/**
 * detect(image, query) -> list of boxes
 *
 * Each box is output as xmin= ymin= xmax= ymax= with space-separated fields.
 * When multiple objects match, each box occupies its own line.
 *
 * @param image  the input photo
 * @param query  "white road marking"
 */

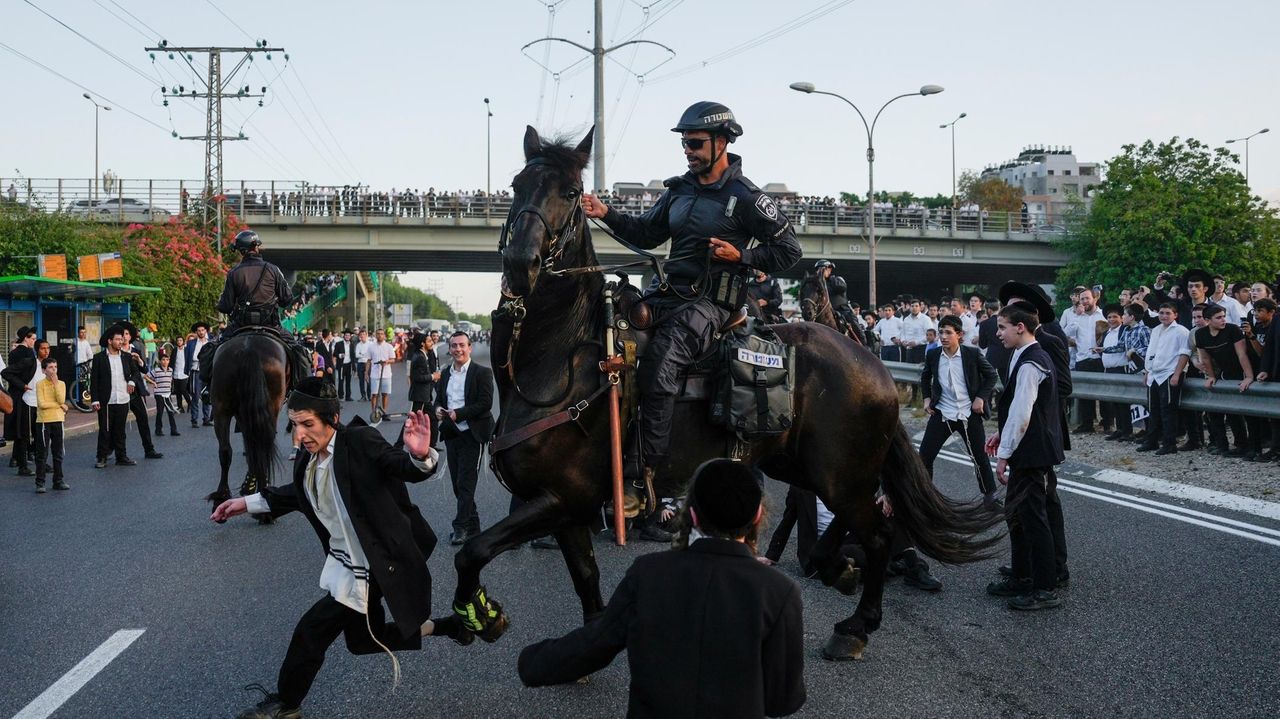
xmin=1088 ymin=468 xmax=1280 ymax=522
xmin=932 ymin=449 xmax=1280 ymax=548
xmin=12 ymin=629 xmax=145 ymax=719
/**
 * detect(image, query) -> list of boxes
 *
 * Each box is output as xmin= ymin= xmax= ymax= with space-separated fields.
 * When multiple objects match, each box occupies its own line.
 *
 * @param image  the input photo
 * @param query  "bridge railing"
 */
xmin=882 ymin=360 xmax=1280 ymax=420
xmin=1 ymin=177 xmax=1075 ymax=240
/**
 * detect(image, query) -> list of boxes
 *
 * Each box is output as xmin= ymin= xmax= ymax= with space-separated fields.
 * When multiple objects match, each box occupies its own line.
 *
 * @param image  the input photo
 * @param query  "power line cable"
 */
xmin=107 ymin=0 xmax=166 ymax=42
xmin=289 ymin=65 xmax=363 ymax=180
xmin=21 ymin=0 xmax=159 ymax=86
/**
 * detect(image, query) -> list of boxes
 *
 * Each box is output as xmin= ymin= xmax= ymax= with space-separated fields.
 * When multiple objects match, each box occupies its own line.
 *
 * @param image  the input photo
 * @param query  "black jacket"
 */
xmin=315 ymin=340 xmax=336 ymax=378
xmin=89 ymin=349 xmax=142 ymax=406
xmin=216 ymin=254 xmax=291 ymax=316
xmin=919 ymin=345 xmax=998 ymax=419
xmin=1258 ymin=319 xmax=1278 ymax=379
xmin=602 ymin=154 xmax=802 ymax=286
xmin=746 ymin=276 xmax=784 ymax=318
xmin=408 ymin=348 xmax=438 ymax=403
xmin=997 ymin=342 xmax=1065 ymax=469
xmin=434 ymin=361 xmax=495 ymax=443
xmin=518 ymin=538 xmax=806 ymax=718
xmin=258 ymin=418 xmax=440 ymax=640
xmin=977 ymin=315 xmax=1013 ymax=383
xmin=2 ymin=345 xmax=36 ymax=398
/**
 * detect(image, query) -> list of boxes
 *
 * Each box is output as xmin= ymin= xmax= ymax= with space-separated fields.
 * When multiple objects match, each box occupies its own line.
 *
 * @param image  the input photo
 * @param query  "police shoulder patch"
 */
xmin=755 ymin=193 xmax=779 ymax=221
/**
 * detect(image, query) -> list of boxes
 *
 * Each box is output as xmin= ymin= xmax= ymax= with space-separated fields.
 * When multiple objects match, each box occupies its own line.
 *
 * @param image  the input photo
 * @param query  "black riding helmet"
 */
xmin=670 ymin=101 xmax=744 ymax=141
xmin=814 ymin=259 xmax=835 ymax=271
xmin=233 ymin=229 xmax=262 ymax=253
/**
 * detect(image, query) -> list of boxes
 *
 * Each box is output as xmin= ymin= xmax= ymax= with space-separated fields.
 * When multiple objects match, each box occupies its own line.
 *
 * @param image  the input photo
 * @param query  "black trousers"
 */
xmin=1073 ymin=357 xmax=1104 ymax=427
xmin=636 ymin=298 xmax=725 ymax=465
xmin=917 ymin=411 xmax=997 ymax=495
xmin=34 ymin=421 xmax=64 ymax=481
xmin=338 ymin=363 xmax=353 ymax=399
xmin=96 ymin=403 xmax=129 ymax=460
xmin=764 ymin=486 xmax=818 ymax=569
xmin=355 ymin=362 xmax=369 ymax=399
xmin=13 ymin=403 xmax=34 ymax=471
xmin=129 ymin=393 xmax=156 ymax=453
xmin=277 ymin=583 xmax=421 ymax=710
xmin=1146 ymin=379 xmax=1182 ymax=448
xmin=154 ymin=394 xmax=178 ymax=433
xmin=1104 ymin=366 xmax=1133 ymax=435
xmin=445 ymin=432 xmax=483 ymax=534
xmin=1006 ymin=466 xmax=1062 ymax=591
xmin=172 ymin=376 xmax=189 ymax=412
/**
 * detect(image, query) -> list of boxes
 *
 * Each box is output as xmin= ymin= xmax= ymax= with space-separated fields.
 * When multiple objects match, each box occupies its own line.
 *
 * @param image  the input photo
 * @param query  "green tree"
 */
xmin=957 ymin=170 xmax=1024 ymax=211
xmin=1054 ymin=137 xmax=1280 ymax=303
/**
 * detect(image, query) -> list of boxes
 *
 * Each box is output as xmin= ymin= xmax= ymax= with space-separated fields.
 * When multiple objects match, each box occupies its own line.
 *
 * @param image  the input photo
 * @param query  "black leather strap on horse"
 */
xmin=489 ymin=381 xmax=612 ymax=454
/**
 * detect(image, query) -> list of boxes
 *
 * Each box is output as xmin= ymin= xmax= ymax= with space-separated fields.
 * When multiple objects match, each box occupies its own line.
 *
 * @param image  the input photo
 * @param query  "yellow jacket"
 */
xmin=36 ymin=378 xmax=66 ymax=424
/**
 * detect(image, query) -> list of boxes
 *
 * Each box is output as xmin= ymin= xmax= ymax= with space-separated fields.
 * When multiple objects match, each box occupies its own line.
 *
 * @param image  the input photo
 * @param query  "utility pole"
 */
xmin=146 ymin=41 xmax=283 ymax=252
xmin=522 ymin=2 xmax=674 ymax=192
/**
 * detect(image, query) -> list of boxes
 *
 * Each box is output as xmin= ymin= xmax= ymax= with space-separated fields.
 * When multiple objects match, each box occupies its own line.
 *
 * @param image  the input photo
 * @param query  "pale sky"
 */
xmin=4 ymin=0 xmax=1278 ymax=312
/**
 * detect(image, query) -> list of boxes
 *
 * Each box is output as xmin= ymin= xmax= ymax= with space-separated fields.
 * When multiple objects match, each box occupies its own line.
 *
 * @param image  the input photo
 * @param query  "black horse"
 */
xmin=451 ymin=126 xmax=1000 ymax=660
xmin=799 ymin=269 xmax=862 ymax=345
xmin=204 ymin=333 xmax=288 ymax=517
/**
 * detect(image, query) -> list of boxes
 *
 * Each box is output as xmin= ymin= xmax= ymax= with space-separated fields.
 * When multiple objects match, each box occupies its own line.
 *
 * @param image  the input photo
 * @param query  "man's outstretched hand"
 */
xmin=403 ymin=410 xmax=434 ymax=459
xmin=211 ymin=497 xmax=248 ymax=523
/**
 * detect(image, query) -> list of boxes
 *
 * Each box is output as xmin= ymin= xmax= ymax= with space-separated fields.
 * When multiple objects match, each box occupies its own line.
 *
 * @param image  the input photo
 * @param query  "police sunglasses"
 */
xmin=680 ymin=137 xmax=713 ymax=150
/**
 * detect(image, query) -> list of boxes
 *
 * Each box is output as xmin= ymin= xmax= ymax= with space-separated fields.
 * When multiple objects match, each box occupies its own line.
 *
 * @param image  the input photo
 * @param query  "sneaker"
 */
xmin=1154 ymin=445 xmax=1178 ymax=456
xmin=1008 ymin=589 xmax=1063 ymax=611
xmin=116 ymin=457 xmax=137 ymax=466
xmin=987 ymin=576 xmax=1032 ymax=597
xmin=94 ymin=459 xmax=107 ymax=469
xmin=35 ymin=482 xmax=47 ymax=494
xmin=16 ymin=468 xmax=34 ymax=477
xmin=53 ymin=480 xmax=70 ymax=491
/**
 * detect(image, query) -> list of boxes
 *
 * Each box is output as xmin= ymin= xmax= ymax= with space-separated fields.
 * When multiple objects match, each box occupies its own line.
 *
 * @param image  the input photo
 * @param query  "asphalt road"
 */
xmin=2 ymin=344 xmax=1278 ymax=719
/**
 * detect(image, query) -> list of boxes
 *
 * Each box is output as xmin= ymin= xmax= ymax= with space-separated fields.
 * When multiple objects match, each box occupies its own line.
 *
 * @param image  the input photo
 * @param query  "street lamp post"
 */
xmin=82 ymin=93 xmax=112 ymax=202
xmin=484 ymin=97 xmax=493 ymax=219
xmin=940 ymin=112 xmax=966 ymax=210
xmin=789 ymin=81 xmax=944 ymax=308
xmin=1225 ymin=128 xmax=1270 ymax=185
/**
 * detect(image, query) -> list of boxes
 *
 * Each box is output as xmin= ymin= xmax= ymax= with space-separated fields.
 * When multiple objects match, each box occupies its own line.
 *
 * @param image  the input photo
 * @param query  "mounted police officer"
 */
xmin=198 ymin=229 xmax=311 ymax=389
xmin=746 ymin=269 xmax=784 ymax=323
xmin=581 ymin=101 xmax=802 ymax=517
xmin=815 ymin=259 xmax=863 ymax=343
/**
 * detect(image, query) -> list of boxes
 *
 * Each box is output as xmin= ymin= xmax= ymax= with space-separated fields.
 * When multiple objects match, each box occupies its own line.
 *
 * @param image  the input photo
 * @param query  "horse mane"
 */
xmin=527 ymin=134 xmax=590 ymax=180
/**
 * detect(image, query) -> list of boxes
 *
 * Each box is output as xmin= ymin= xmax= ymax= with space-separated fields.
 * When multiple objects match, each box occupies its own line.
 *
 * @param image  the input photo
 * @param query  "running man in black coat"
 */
xmin=519 ymin=459 xmax=806 ymax=719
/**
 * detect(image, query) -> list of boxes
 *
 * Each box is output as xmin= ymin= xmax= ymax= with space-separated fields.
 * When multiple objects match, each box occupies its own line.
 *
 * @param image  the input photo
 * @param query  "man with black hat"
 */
xmin=91 ymin=325 xmax=141 ymax=468
xmin=2 ymin=327 xmax=38 ymax=476
xmin=211 ymin=378 xmax=472 ymax=719
xmin=119 ymin=325 xmax=162 ymax=459
xmin=519 ymin=458 xmax=806 ymax=718
xmin=201 ymin=229 xmax=312 ymax=391
xmin=185 ymin=321 xmax=214 ymax=427
xmin=580 ymin=101 xmax=802 ymax=518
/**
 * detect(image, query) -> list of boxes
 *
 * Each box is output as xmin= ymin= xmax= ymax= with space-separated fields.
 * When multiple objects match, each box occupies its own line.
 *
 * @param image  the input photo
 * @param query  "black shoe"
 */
xmin=1180 ymin=440 xmax=1203 ymax=451
xmin=53 ymin=480 xmax=70 ymax=491
xmin=1258 ymin=450 xmax=1280 ymax=463
xmin=1008 ymin=589 xmax=1063 ymax=611
xmin=639 ymin=523 xmax=673 ymax=543
xmin=1225 ymin=446 xmax=1248 ymax=458
xmin=1206 ymin=444 xmax=1225 ymax=455
xmin=144 ymin=451 xmax=164 ymax=459
xmin=155 ymin=429 xmax=165 ymax=436
xmin=94 ymin=459 xmax=107 ymax=469
xmin=170 ymin=431 xmax=181 ymax=437
xmin=530 ymin=536 xmax=558 ymax=550
xmin=998 ymin=564 xmax=1013 ymax=577
xmin=16 ymin=468 xmax=34 ymax=477
xmin=1105 ymin=431 xmax=1132 ymax=441
xmin=987 ymin=576 xmax=1032 ymax=597
xmin=1154 ymin=445 xmax=1177 ymax=456
xmin=116 ymin=457 xmax=137 ymax=466
xmin=191 ymin=422 xmax=200 ymax=429
xmin=35 ymin=482 xmax=47 ymax=494
xmin=237 ymin=685 xmax=301 ymax=719
xmin=202 ymin=419 xmax=214 ymax=427
xmin=903 ymin=562 xmax=943 ymax=592
xmin=1136 ymin=442 xmax=1159 ymax=452
xmin=1071 ymin=425 xmax=1094 ymax=435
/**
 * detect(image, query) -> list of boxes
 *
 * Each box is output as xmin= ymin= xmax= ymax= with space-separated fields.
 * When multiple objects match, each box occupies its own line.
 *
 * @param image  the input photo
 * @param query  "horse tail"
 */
xmin=879 ymin=421 xmax=1004 ymax=564
xmin=237 ymin=349 xmax=279 ymax=490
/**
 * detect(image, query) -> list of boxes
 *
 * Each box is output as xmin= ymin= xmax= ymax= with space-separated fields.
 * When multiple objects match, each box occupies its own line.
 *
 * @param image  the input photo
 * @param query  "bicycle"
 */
xmin=71 ymin=360 xmax=94 ymax=413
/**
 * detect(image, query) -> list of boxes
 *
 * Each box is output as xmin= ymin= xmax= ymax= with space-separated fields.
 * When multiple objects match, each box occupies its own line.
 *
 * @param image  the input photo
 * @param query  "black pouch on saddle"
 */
xmin=705 ymin=267 xmax=749 ymax=311
xmin=710 ymin=321 xmax=795 ymax=438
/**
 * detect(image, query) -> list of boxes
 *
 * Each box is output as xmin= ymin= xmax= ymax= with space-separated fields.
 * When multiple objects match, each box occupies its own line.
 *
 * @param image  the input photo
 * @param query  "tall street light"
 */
xmin=82 ymin=93 xmax=111 ymax=202
xmin=1225 ymin=128 xmax=1270 ymax=185
xmin=940 ymin=112 xmax=967 ymax=209
xmin=789 ymin=81 xmax=944 ymax=307
xmin=484 ymin=97 xmax=494 ymax=218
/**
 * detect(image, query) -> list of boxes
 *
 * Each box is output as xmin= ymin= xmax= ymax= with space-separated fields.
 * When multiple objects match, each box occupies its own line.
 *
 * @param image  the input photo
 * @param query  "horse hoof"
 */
xmin=478 ymin=609 xmax=509 ymax=643
xmin=821 ymin=632 xmax=866 ymax=662
xmin=821 ymin=559 xmax=862 ymax=596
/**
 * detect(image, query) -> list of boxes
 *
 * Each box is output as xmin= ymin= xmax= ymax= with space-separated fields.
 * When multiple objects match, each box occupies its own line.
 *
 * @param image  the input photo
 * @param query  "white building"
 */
xmin=981 ymin=145 xmax=1101 ymax=223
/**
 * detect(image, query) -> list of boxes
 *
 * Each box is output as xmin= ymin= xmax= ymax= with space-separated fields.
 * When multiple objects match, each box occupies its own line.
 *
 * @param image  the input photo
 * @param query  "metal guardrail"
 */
xmin=882 ymin=360 xmax=1280 ymax=420
xmin=1 ymin=177 xmax=1076 ymax=240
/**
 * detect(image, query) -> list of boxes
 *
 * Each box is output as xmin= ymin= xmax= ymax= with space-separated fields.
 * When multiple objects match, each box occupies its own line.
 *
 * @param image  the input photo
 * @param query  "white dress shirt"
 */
xmin=106 ymin=351 xmax=132 ymax=405
xmin=1144 ymin=322 xmax=1191 ymax=386
xmin=172 ymin=345 xmax=188 ymax=380
xmin=997 ymin=341 xmax=1049 ymax=461
xmin=934 ymin=348 xmax=972 ymax=421
xmin=960 ymin=312 xmax=980 ymax=347
xmin=354 ymin=340 xmax=371 ymax=363
xmin=1216 ymin=296 xmax=1245 ymax=326
xmin=22 ymin=361 xmax=39 ymax=407
xmin=446 ymin=360 xmax=471 ymax=432
xmin=190 ymin=337 xmax=208 ymax=371
xmin=874 ymin=316 xmax=903 ymax=346
xmin=900 ymin=313 xmax=932 ymax=347
xmin=1101 ymin=326 xmax=1127 ymax=369
xmin=76 ymin=338 xmax=94 ymax=364
xmin=368 ymin=341 xmax=395 ymax=381
xmin=1068 ymin=309 xmax=1105 ymax=363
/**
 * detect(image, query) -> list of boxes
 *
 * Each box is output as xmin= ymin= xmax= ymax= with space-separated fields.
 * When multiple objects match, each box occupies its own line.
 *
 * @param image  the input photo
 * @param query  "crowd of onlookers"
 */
xmin=852 ymin=271 xmax=1279 ymax=462
xmin=283 ymin=273 xmax=344 ymax=319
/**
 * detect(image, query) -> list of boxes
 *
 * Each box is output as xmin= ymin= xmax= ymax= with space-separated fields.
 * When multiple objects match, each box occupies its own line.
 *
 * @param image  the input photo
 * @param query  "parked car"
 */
xmin=68 ymin=198 xmax=171 ymax=222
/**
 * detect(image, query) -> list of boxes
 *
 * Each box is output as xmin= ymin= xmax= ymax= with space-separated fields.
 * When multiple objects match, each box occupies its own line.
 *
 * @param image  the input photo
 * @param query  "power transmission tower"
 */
xmin=522 ymin=0 xmax=674 ymax=192
xmin=145 ymin=41 xmax=284 ymax=251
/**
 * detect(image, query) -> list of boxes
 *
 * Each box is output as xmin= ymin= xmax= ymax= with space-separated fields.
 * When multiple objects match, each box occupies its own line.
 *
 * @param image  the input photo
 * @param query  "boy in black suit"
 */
xmin=211 ymin=378 xmax=472 ymax=719
xmin=918 ymin=315 xmax=1000 ymax=508
xmin=519 ymin=459 xmax=806 ymax=718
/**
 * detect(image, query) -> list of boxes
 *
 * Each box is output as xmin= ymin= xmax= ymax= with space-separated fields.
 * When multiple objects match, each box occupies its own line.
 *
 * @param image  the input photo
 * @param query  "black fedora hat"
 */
xmin=1181 ymin=268 xmax=1214 ymax=289
xmin=14 ymin=326 xmax=31 ymax=341
xmin=998 ymin=281 xmax=1055 ymax=325
xmin=190 ymin=321 xmax=211 ymax=332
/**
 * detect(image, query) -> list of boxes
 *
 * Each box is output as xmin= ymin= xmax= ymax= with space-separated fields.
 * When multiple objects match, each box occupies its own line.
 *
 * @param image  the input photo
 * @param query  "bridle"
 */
xmin=497 ymin=158 xmax=583 ymax=277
